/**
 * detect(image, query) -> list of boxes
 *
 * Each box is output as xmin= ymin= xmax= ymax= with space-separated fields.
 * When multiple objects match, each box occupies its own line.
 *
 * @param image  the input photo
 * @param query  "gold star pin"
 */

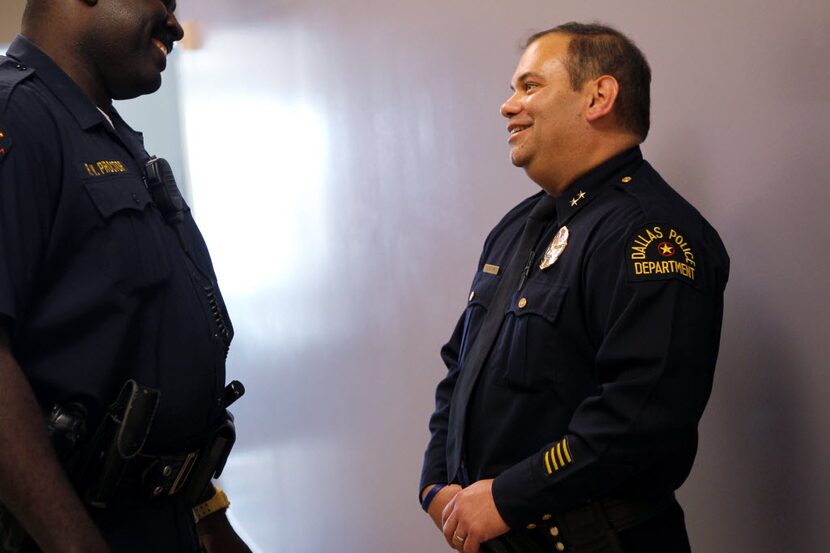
xmin=569 ymin=190 xmax=586 ymax=207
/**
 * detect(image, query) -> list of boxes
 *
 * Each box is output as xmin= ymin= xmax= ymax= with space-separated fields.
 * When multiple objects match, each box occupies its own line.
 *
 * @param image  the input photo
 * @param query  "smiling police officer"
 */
xmin=420 ymin=23 xmax=729 ymax=553
xmin=0 ymin=1 xmax=249 ymax=552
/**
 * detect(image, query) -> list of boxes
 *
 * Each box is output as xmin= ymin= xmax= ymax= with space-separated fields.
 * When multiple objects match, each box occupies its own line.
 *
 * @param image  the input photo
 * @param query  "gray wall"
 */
xmin=5 ymin=0 xmax=830 ymax=551
xmin=170 ymin=0 xmax=830 ymax=551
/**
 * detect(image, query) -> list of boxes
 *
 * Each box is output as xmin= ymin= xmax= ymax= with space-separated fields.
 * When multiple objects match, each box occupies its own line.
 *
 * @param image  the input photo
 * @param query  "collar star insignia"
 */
xmin=569 ymin=190 xmax=586 ymax=207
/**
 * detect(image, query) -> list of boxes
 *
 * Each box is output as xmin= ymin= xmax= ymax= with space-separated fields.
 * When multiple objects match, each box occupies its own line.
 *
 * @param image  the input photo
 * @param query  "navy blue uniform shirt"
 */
xmin=421 ymin=147 xmax=729 ymax=528
xmin=0 ymin=36 xmax=232 ymax=454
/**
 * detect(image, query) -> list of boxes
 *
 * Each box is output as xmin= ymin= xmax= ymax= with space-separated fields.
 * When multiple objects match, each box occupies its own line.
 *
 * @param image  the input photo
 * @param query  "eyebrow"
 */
xmin=509 ymin=71 xmax=545 ymax=91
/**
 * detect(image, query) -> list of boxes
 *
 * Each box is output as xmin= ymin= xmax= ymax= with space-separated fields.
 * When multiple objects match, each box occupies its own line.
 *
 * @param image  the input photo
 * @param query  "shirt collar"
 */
xmin=6 ymin=35 xmax=109 ymax=131
xmin=553 ymin=146 xmax=645 ymax=226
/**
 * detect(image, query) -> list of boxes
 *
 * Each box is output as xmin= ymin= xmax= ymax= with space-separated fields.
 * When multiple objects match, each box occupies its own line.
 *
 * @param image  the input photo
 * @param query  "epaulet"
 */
xmin=0 ymin=56 xmax=37 ymax=114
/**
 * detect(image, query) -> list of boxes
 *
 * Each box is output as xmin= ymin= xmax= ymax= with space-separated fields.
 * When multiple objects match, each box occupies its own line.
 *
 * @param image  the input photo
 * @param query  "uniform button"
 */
xmin=153 ymin=486 xmax=164 ymax=496
xmin=162 ymin=465 xmax=173 ymax=477
xmin=526 ymin=523 xmax=537 ymax=530
xmin=542 ymin=514 xmax=552 ymax=521
xmin=469 ymin=291 xmax=475 ymax=301
xmin=132 ymin=193 xmax=141 ymax=205
xmin=621 ymin=176 xmax=632 ymax=183
xmin=518 ymin=297 xmax=527 ymax=309
xmin=550 ymin=526 xmax=560 ymax=537
xmin=15 ymin=64 xmax=27 ymax=71
xmin=555 ymin=542 xmax=565 ymax=551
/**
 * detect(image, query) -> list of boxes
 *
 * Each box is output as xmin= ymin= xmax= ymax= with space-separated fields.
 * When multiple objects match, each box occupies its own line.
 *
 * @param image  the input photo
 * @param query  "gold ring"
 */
xmin=453 ymin=533 xmax=466 ymax=544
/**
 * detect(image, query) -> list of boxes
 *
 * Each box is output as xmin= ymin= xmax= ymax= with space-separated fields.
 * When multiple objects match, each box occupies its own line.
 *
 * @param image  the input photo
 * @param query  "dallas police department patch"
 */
xmin=0 ymin=128 xmax=11 ymax=161
xmin=626 ymin=222 xmax=698 ymax=285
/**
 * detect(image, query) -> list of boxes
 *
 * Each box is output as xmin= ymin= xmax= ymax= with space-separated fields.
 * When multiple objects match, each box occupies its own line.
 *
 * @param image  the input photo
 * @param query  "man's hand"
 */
xmin=423 ymin=484 xmax=462 ymax=530
xmin=197 ymin=510 xmax=253 ymax=553
xmin=441 ymin=479 xmax=509 ymax=553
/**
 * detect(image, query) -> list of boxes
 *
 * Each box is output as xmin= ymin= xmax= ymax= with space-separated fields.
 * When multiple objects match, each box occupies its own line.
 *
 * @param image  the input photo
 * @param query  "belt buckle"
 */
xmin=168 ymin=451 xmax=199 ymax=495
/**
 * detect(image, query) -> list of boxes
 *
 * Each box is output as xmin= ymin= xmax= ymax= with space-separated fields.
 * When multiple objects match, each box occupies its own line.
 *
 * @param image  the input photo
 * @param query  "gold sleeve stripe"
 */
xmin=562 ymin=438 xmax=572 ymax=463
xmin=545 ymin=439 xmax=575 ymax=476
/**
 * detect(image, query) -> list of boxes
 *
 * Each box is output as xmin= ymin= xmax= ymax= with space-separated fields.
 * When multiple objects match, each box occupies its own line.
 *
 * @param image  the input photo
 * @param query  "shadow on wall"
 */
xmin=713 ymin=294 xmax=814 ymax=551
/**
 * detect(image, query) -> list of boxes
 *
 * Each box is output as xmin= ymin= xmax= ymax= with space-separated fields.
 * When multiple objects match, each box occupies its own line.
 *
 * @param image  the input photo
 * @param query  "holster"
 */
xmin=81 ymin=380 xmax=160 ymax=508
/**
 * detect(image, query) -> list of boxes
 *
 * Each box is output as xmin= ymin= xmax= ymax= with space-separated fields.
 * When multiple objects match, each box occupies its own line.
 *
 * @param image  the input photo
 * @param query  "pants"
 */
xmin=616 ymin=500 xmax=691 ymax=553
xmin=92 ymin=496 xmax=201 ymax=553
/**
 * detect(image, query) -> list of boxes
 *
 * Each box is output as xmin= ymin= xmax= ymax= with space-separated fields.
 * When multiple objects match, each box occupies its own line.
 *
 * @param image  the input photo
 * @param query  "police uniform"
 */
xmin=0 ymin=36 xmax=232 ymax=552
xmin=421 ymin=147 xmax=729 ymax=551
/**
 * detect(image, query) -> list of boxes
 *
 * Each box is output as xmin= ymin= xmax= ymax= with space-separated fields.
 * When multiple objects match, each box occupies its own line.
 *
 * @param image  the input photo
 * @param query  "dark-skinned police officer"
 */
xmin=420 ymin=23 xmax=729 ymax=553
xmin=0 ymin=1 xmax=251 ymax=552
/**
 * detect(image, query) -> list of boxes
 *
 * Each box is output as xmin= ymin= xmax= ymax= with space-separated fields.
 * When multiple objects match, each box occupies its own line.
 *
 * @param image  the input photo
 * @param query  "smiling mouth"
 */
xmin=152 ymin=38 xmax=169 ymax=57
xmin=508 ymin=124 xmax=531 ymax=141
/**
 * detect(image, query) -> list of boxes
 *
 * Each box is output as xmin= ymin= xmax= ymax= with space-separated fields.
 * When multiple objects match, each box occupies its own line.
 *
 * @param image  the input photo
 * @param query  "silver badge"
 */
xmin=540 ymin=226 xmax=569 ymax=270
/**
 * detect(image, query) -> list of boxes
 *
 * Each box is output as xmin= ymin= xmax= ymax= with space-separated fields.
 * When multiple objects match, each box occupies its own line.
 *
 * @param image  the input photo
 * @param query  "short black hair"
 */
xmin=526 ymin=22 xmax=652 ymax=140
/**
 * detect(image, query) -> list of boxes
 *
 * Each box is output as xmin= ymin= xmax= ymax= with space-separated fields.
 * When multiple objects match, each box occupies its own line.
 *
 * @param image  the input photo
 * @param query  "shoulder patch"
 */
xmin=626 ymin=222 xmax=699 ymax=286
xmin=0 ymin=128 xmax=11 ymax=160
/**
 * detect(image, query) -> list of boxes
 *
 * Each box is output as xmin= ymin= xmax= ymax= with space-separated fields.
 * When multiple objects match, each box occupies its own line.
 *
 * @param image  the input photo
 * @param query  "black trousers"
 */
xmin=92 ymin=495 xmax=201 ymax=553
xmin=616 ymin=500 xmax=691 ymax=553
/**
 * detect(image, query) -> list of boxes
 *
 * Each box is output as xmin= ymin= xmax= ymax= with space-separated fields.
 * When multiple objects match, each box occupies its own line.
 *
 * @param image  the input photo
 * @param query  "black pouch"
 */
xmin=82 ymin=380 xmax=160 ymax=508
xmin=180 ymin=412 xmax=237 ymax=506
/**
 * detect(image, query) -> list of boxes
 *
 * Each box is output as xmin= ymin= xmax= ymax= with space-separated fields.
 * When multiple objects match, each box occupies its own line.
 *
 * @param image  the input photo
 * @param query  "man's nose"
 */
xmin=500 ymin=93 xmax=520 ymax=118
xmin=168 ymin=13 xmax=185 ymax=42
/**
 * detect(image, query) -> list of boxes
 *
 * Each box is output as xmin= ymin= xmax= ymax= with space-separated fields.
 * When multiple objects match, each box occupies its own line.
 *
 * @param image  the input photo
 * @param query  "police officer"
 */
xmin=420 ymin=23 xmax=729 ymax=553
xmin=0 ymin=1 xmax=249 ymax=552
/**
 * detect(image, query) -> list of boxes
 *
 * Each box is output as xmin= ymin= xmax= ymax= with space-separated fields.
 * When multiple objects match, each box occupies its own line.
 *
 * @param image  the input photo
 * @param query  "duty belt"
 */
xmin=114 ymin=449 xmax=202 ymax=500
xmin=483 ymin=494 xmax=677 ymax=553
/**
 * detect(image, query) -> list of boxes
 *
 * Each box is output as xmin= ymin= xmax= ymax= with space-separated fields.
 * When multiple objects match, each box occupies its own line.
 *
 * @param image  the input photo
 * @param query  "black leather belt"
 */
xmin=483 ymin=494 xmax=677 ymax=553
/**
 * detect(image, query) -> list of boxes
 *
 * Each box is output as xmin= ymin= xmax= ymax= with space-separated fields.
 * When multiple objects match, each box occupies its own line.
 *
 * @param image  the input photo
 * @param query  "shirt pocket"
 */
xmin=458 ymin=269 xmax=500 ymax=366
xmin=494 ymin=281 xmax=568 ymax=391
xmin=82 ymin=174 xmax=171 ymax=292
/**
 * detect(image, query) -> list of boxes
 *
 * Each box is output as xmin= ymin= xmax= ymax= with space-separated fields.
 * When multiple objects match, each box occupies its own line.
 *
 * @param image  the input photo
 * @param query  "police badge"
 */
xmin=540 ymin=226 xmax=569 ymax=270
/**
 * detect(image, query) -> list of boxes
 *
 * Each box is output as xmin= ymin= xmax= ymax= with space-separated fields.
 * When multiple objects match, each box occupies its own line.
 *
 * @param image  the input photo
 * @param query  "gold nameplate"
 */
xmin=483 ymin=263 xmax=500 ymax=275
xmin=540 ymin=226 xmax=569 ymax=270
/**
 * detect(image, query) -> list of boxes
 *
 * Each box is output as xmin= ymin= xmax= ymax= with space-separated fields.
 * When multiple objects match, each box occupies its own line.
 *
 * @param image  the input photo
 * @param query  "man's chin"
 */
xmin=510 ymin=151 xmax=529 ymax=168
xmin=111 ymin=75 xmax=163 ymax=101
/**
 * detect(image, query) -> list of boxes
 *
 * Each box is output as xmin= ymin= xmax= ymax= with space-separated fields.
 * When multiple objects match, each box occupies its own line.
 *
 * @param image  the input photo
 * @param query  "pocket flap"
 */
xmin=83 ymin=174 xmax=151 ymax=219
xmin=468 ymin=270 xmax=500 ymax=309
xmin=510 ymin=282 xmax=568 ymax=324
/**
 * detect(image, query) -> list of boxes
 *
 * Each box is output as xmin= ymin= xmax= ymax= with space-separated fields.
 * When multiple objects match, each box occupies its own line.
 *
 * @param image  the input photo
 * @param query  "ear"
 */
xmin=583 ymin=75 xmax=619 ymax=123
